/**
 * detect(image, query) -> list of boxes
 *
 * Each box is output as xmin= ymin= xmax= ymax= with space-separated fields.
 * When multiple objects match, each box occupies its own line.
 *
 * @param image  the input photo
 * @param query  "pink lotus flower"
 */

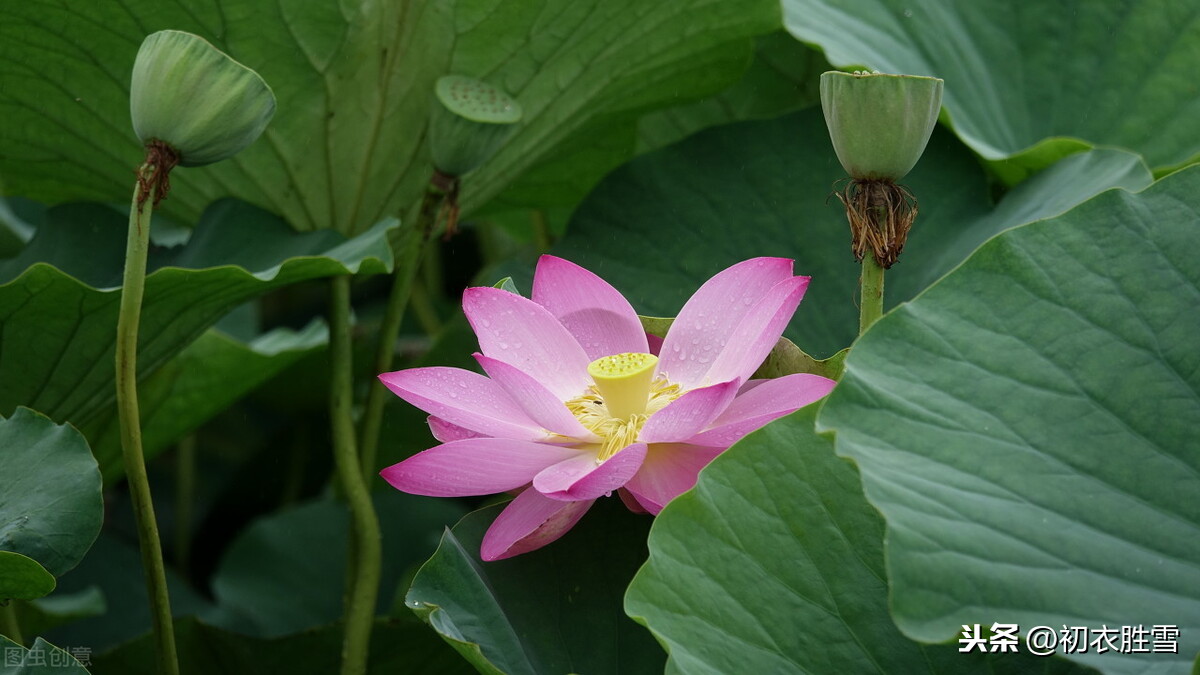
xmin=379 ymin=256 xmax=835 ymax=560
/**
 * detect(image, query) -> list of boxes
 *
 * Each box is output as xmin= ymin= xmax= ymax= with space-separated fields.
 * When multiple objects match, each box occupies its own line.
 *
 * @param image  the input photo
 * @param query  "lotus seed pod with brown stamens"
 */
xmin=429 ymin=75 xmax=523 ymax=178
xmin=820 ymin=71 xmax=942 ymax=181
xmin=820 ymin=71 xmax=943 ymax=269
xmin=130 ymin=30 xmax=276 ymax=168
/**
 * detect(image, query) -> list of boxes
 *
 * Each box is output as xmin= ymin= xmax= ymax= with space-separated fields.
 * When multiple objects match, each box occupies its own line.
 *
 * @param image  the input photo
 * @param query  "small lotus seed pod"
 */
xmin=820 ymin=71 xmax=943 ymax=181
xmin=130 ymin=30 xmax=276 ymax=167
xmin=429 ymin=75 xmax=522 ymax=177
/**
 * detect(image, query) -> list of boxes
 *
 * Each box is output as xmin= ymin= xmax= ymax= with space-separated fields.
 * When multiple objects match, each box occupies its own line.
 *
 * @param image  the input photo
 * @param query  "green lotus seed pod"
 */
xmin=820 ymin=71 xmax=943 ymax=181
xmin=130 ymin=30 xmax=276 ymax=167
xmin=430 ymin=75 xmax=523 ymax=177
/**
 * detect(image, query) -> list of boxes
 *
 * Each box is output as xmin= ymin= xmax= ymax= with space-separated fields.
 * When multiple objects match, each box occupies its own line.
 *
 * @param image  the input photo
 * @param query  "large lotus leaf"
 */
xmin=456 ymin=0 xmax=777 ymax=217
xmin=204 ymin=492 xmax=466 ymax=638
xmin=0 ymin=0 xmax=775 ymax=235
xmin=635 ymin=30 xmax=829 ymax=153
xmin=406 ymin=498 xmax=664 ymax=675
xmin=554 ymin=108 xmax=1152 ymax=359
xmin=892 ymin=148 xmax=1155 ymax=304
xmin=82 ymin=322 xmax=327 ymax=482
xmin=818 ymin=167 xmax=1200 ymax=674
xmin=89 ymin=615 xmax=470 ymax=675
xmin=0 ymin=636 xmax=90 ymax=674
xmin=0 ymin=199 xmax=393 ymax=427
xmin=626 ymin=408 xmax=1094 ymax=674
xmin=0 ymin=408 xmax=102 ymax=578
xmin=782 ymin=0 xmax=1200 ymax=176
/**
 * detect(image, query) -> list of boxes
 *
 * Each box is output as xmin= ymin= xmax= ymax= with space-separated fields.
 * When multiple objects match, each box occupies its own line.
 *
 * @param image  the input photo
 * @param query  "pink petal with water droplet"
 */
xmin=638 ymin=379 xmax=739 ymax=443
xmin=689 ymin=373 xmax=837 ymax=447
xmin=704 ymin=275 xmax=810 ymax=385
xmin=380 ymin=438 xmax=582 ymax=497
xmin=533 ymin=443 xmax=647 ymax=501
xmin=474 ymin=353 xmax=598 ymax=442
xmin=379 ymin=368 xmax=546 ymax=440
xmin=625 ymin=443 xmax=725 ymax=515
xmin=657 ymin=258 xmax=794 ymax=389
xmin=463 ymin=287 xmax=591 ymax=400
xmin=532 ymin=255 xmax=648 ymax=360
xmin=480 ymin=489 xmax=594 ymax=561
xmin=427 ymin=416 xmax=484 ymax=443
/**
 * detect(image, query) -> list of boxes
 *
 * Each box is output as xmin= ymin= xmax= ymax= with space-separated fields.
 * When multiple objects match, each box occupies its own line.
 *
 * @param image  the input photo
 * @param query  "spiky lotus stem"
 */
xmin=329 ymin=275 xmax=382 ymax=675
xmin=119 ymin=30 xmax=273 ymax=674
xmin=118 ymin=153 xmax=181 ymax=675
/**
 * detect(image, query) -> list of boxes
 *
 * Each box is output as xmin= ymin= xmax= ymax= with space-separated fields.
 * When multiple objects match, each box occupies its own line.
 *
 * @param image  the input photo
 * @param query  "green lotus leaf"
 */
xmin=0 ymin=0 xmax=775 ymax=234
xmin=819 ymin=166 xmax=1200 ymax=674
xmin=785 ymin=0 xmax=1200 ymax=177
xmin=0 ymin=199 xmax=395 ymax=428
xmin=0 ymin=551 xmax=55 ymax=601
xmin=626 ymin=408 xmax=1094 ymax=675
xmin=0 ymin=408 xmax=102 ymax=578
xmin=406 ymin=499 xmax=664 ymax=675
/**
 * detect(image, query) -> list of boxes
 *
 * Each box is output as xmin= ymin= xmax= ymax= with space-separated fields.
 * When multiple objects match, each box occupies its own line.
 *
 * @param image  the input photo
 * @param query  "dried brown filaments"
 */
xmin=833 ymin=179 xmax=918 ymax=269
xmin=136 ymin=140 xmax=181 ymax=209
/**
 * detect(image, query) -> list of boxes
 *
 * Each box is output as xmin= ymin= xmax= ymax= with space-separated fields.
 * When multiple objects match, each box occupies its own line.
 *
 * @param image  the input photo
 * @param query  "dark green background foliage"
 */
xmin=1 ymin=0 xmax=1197 ymax=673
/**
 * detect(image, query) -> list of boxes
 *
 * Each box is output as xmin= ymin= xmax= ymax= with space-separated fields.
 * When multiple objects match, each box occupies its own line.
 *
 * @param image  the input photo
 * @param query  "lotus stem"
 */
xmin=329 ymin=275 xmax=382 ymax=675
xmin=116 ymin=164 xmax=180 ymax=675
xmin=859 ymin=250 xmax=885 ymax=335
xmin=359 ymin=184 xmax=443 ymax=482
